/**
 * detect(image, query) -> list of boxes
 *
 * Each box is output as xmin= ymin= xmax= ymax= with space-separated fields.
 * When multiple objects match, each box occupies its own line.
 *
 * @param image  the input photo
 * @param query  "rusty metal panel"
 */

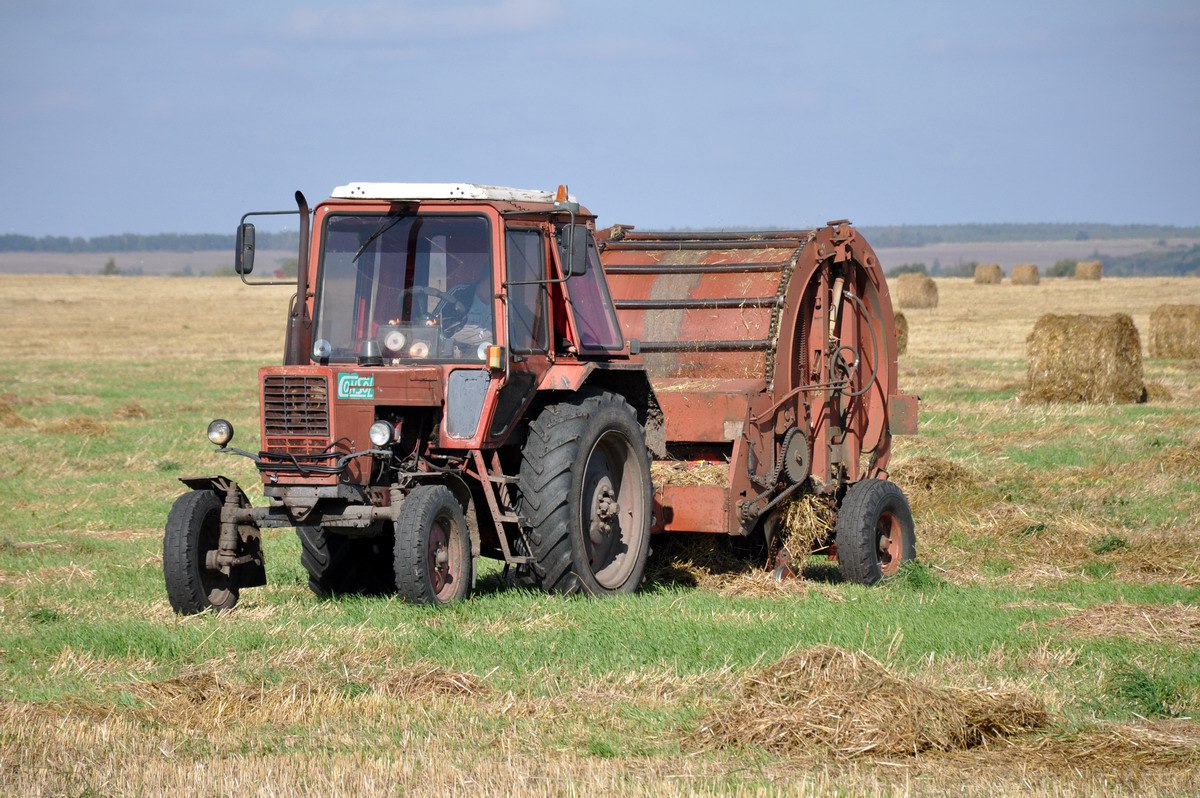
xmin=655 ymin=384 xmax=754 ymax=443
xmin=601 ymin=238 xmax=792 ymax=383
xmin=888 ymin=393 xmax=920 ymax=435
xmin=652 ymin=484 xmax=729 ymax=533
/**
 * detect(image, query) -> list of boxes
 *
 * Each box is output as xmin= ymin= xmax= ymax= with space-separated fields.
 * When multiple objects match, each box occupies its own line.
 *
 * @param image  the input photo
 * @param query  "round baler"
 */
xmin=598 ymin=222 xmax=918 ymax=580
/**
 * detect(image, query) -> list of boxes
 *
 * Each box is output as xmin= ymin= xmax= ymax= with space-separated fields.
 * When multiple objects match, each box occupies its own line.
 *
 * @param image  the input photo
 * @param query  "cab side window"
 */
xmin=505 ymin=229 xmax=548 ymax=354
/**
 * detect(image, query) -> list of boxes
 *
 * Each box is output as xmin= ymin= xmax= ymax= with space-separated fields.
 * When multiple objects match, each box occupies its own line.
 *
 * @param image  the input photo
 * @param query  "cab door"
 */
xmin=484 ymin=226 xmax=553 ymax=443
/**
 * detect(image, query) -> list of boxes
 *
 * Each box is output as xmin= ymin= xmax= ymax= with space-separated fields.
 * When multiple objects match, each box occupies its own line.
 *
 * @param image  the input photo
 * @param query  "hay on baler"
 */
xmin=650 ymin=459 xmax=729 ymax=487
xmin=895 ymin=311 xmax=908 ymax=355
xmin=695 ymin=646 xmax=1048 ymax=759
xmin=1074 ymin=260 xmax=1103 ymax=280
xmin=1149 ymin=304 xmax=1200 ymax=359
xmin=895 ymin=273 xmax=938 ymax=309
xmin=974 ymin=263 xmax=1003 ymax=284
xmin=1024 ymin=314 xmax=1145 ymax=403
xmin=1011 ymin=263 xmax=1041 ymax=285
xmin=780 ymin=493 xmax=835 ymax=562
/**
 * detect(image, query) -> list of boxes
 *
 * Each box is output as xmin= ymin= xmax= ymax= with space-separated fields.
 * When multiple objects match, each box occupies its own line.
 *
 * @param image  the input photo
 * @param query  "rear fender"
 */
xmin=579 ymin=369 xmax=665 ymax=458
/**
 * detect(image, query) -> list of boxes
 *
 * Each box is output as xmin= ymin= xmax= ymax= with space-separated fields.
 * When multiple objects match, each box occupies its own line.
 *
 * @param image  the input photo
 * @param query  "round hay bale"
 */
xmin=895 ymin=311 xmax=908 ymax=355
xmin=1011 ymin=263 xmax=1040 ymax=285
xmin=973 ymin=263 xmax=1003 ymax=284
xmin=1024 ymin=314 xmax=1144 ymax=403
xmin=895 ymin=273 xmax=938 ymax=309
xmin=1075 ymin=260 xmax=1103 ymax=280
xmin=1148 ymin=304 xmax=1200 ymax=359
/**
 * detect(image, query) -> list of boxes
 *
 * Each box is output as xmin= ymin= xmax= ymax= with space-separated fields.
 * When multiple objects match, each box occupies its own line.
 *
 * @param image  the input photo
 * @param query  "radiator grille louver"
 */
xmin=262 ymin=375 xmax=329 ymax=455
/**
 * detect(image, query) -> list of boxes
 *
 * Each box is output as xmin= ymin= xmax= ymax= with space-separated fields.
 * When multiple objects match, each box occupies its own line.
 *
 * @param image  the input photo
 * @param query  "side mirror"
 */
xmin=561 ymin=224 xmax=589 ymax=277
xmin=235 ymin=222 xmax=256 ymax=275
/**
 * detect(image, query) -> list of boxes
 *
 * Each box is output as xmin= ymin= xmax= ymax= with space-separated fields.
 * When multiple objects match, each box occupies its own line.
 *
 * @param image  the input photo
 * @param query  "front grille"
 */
xmin=262 ymin=375 xmax=329 ymax=454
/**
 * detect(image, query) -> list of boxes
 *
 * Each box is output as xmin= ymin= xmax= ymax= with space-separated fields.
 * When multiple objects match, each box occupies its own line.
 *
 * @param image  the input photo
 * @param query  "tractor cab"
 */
xmin=231 ymin=184 xmax=636 ymax=478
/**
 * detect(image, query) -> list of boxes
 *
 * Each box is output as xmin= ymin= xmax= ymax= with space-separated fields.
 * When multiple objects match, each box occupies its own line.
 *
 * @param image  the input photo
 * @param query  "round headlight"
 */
xmin=207 ymin=419 xmax=234 ymax=447
xmin=476 ymin=341 xmax=491 ymax=361
xmin=312 ymin=338 xmax=332 ymax=360
xmin=382 ymin=329 xmax=407 ymax=354
xmin=408 ymin=341 xmax=430 ymax=358
xmin=368 ymin=420 xmax=394 ymax=447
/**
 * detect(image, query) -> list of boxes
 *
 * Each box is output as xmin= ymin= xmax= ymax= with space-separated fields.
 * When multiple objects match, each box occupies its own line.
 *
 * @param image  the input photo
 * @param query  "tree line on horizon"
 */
xmin=886 ymin=246 xmax=1200 ymax=278
xmin=0 ymin=231 xmax=298 ymax=253
xmin=2 ymin=223 xmax=1199 ymax=254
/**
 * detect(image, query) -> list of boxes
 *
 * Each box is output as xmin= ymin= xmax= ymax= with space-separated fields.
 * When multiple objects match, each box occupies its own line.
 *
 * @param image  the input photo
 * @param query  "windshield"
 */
xmin=313 ymin=213 xmax=494 ymax=364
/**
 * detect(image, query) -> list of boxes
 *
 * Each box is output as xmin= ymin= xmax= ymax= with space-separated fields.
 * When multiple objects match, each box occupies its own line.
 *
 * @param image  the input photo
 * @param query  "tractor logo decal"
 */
xmin=337 ymin=373 xmax=375 ymax=400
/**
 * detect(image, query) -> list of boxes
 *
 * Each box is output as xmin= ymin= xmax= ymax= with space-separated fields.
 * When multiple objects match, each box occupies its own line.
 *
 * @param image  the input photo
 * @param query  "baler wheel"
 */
xmin=297 ymin=526 xmax=396 ymax=598
xmin=163 ymin=489 xmax=238 ymax=614
xmin=518 ymin=391 xmax=652 ymax=596
xmin=394 ymin=485 xmax=473 ymax=604
xmin=834 ymin=479 xmax=915 ymax=585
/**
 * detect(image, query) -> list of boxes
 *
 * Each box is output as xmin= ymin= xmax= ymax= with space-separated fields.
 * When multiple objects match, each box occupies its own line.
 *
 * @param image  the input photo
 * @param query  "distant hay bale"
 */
xmin=1075 ymin=260 xmax=1103 ymax=280
xmin=1024 ymin=314 xmax=1144 ymax=403
xmin=974 ymin=263 xmax=1003 ymax=284
xmin=895 ymin=312 xmax=908 ymax=355
xmin=1011 ymin=263 xmax=1040 ymax=285
xmin=895 ymin=273 xmax=938 ymax=309
xmin=1144 ymin=382 xmax=1173 ymax=402
xmin=695 ymin=646 xmax=1048 ymax=759
xmin=1148 ymin=304 xmax=1200 ymax=359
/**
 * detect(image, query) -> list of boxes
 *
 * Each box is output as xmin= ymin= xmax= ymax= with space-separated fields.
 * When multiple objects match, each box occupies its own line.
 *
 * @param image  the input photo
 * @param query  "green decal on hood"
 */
xmin=337 ymin=373 xmax=375 ymax=400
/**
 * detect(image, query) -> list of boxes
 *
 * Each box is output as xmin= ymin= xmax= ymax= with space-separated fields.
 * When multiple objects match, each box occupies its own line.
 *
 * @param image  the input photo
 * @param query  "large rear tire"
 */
xmin=835 ymin=479 xmax=915 ymax=585
xmin=164 ymin=490 xmax=238 ymax=614
xmin=518 ymin=392 xmax=652 ymax=596
xmin=394 ymin=485 xmax=473 ymax=604
xmin=297 ymin=526 xmax=396 ymax=598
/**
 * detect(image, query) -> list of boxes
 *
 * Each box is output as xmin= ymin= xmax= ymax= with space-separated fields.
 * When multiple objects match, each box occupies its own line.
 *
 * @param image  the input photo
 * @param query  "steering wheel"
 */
xmin=397 ymin=286 xmax=469 ymax=334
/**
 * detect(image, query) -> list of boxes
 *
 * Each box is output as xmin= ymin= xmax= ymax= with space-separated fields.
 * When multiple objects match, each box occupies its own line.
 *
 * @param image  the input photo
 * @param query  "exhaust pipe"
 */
xmin=285 ymin=191 xmax=311 ymax=365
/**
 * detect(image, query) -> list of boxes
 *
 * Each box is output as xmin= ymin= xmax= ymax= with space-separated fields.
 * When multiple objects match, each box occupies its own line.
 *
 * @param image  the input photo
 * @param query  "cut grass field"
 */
xmin=1 ymin=274 xmax=1198 ymax=796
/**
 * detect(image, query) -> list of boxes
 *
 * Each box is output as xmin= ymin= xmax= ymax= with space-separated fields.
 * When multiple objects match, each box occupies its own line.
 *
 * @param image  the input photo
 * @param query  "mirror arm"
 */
xmin=237 ymin=208 xmax=303 ymax=287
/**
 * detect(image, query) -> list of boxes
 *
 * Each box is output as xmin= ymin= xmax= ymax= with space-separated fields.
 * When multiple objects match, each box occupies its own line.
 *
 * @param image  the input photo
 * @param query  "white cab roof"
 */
xmin=331 ymin=182 xmax=574 ymax=203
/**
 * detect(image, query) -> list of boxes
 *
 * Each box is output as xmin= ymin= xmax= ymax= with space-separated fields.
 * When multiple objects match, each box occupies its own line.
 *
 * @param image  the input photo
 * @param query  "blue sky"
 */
xmin=2 ymin=0 xmax=1198 ymax=236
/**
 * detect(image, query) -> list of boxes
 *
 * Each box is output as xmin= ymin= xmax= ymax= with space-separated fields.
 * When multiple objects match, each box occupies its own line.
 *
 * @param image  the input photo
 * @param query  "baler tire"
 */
xmin=518 ymin=391 xmax=652 ymax=596
xmin=163 ymin=489 xmax=238 ymax=614
xmin=393 ymin=485 xmax=473 ymax=605
xmin=835 ymin=479 xmax=916 ymax=585
xmin=297 ymin=526 xmax=396 ymax=599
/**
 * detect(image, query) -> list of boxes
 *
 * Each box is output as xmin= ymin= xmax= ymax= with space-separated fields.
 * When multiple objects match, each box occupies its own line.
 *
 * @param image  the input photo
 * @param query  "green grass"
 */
xmin=2 ymin=275 xmax=1199 ymax=796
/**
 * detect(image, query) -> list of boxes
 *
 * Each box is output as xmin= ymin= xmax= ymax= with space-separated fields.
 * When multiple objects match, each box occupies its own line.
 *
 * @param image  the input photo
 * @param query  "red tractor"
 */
xmin=164 ymin=184 xmax=917 ymax=614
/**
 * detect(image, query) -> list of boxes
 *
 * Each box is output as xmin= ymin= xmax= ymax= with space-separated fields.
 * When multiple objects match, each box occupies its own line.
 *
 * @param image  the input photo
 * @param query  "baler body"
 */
xmin=598 ymin=223 xmax=917 ymax=542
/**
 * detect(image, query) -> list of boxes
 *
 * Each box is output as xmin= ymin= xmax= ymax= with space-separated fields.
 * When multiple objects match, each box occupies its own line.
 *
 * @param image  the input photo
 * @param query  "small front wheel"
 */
xmin=835 ymin=479 xmax=916 ymax=585
xmin=163 ymin=490 xmax=238 ymax=614
xmin=394 ymin=485 xmax=473 ymax=604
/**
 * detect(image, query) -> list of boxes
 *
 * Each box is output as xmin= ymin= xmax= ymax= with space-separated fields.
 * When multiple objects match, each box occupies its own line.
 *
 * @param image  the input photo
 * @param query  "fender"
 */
xmin=179 ymin=475 xmax=251 ymax=507
xmin=176 ymin=475 xmax=266 ymax=588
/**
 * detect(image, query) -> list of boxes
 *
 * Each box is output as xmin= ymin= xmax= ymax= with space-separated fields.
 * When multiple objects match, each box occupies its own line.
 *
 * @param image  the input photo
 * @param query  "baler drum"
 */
xmin=599 ymin=224 xmax=903 ymax=536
